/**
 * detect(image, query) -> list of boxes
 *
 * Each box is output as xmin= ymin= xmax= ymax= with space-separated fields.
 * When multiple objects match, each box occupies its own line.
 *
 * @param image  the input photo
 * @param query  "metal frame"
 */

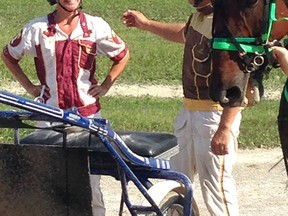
xmin=0 ymin=90 xmax=193 ymax=216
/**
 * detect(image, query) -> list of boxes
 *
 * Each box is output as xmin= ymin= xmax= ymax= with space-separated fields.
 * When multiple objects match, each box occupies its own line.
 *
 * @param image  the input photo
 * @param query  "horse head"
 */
xmin=210 ymin=0 xmax=288 ymax=107
xmin=210 ymin=0 xmax=288 ymax=179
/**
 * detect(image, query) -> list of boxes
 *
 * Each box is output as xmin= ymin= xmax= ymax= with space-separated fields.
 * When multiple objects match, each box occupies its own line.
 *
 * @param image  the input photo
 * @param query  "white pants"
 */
xmin=87 ymin=112 xmax=106 ymax=216
xmin=36 ymin=111 xmax=106 ymax=216
xmin=90 ymin=175 xmax=105 ymax=216
xmin=172 ymin=108 xmax=241 ymax=216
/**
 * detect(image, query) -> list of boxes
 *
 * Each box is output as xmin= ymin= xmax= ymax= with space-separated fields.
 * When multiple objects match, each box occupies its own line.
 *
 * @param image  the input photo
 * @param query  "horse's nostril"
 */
xmin=226 ymin=86 xmax=241 ymax=100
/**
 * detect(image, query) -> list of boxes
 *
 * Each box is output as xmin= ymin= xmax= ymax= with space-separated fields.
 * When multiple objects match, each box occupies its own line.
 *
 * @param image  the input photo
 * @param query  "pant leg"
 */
xmin=90 ymin=175 xmax=106 ymax=216
xmin=193 ymin=111 xmax=241 ymax=216
xmin=88 ymin=112 xmax=106 ymax=216
xmin=171 ymin=108 xmax=197 ymax=182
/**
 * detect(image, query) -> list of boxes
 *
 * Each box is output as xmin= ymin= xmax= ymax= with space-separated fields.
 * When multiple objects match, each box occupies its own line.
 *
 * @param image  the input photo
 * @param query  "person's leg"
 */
xmin=88 ymin=111 xmax=106 ymax=216
xmin=172 ymin=108 xmax=201 ymax=215
xmin=193 ymin=111 xmax=241 ymax=216
xmin=90 ymin=175 xmax=106 ymax=216
xmin=172 ymin=108 xmax=197 ymax=181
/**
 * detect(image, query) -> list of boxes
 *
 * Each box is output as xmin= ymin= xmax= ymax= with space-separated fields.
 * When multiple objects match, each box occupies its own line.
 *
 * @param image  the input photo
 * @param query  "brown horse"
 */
xmin=210 ymin=0 xmax=288 ymax=106
xmin=210 ymin=0 xmax=288 ymax=177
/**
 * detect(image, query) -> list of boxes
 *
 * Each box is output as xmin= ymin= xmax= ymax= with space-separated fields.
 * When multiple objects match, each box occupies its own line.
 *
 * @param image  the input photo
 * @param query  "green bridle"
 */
xmin=212 ymin=0 xmax=288 ymax=101
xmin=212 ymin=0 xmax=288 ymax=59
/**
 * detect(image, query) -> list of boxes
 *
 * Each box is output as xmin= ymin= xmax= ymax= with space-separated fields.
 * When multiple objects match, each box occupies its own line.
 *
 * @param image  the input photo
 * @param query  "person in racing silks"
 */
xmin=1 ymin=0 xmax=129 ymax=215
xmin=123 ymin=0 xmax=241 ymax=215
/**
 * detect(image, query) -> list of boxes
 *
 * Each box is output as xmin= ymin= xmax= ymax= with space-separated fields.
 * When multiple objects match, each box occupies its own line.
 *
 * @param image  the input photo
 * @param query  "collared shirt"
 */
xmin=3 ymin=11 xmax=128 ymax=116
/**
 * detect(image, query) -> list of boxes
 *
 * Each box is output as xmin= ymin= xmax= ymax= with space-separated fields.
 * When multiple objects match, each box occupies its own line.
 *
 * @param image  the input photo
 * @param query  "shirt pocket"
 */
xmin=194 ymin=111 xmax=220 ymax=139
xmin=79 ymin=40 xmax=97 ymax=70
xmin=174 ymin=109 xmax=189 ymax=138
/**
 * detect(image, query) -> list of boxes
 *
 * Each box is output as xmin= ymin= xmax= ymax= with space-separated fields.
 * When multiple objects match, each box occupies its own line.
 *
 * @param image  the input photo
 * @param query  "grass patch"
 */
xmin=101 ymin=96 xmax=182 ymax=132
xmin=240 ymin=100 xmax=280 ymax=149
xmin=0 ymin=96 xmax=281 ymax=149
xmin=101 ymin=97 xmax=281 ymax=149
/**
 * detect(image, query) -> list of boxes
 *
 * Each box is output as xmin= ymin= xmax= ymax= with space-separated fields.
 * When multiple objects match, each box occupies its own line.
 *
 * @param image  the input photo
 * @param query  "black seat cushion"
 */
xmin=20 ymin=130 xmax=177 ymax=157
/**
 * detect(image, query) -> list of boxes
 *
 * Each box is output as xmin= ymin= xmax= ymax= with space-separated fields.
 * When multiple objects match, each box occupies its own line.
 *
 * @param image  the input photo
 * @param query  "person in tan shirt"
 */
xmin=123 ymin=1 xmax=241 ymax=215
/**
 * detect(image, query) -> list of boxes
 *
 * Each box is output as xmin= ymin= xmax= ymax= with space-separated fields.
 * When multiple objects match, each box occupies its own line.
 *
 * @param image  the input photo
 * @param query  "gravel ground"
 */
xmin=107 ymin=83 xmax=282 ymax=101
xmin=101 ymin=148 xmax=287 ymax=216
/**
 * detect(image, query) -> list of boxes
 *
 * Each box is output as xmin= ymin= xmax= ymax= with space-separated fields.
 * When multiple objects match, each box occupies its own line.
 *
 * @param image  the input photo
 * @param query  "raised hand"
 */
xmin=122 ymin=10 xmax=150 ymax=30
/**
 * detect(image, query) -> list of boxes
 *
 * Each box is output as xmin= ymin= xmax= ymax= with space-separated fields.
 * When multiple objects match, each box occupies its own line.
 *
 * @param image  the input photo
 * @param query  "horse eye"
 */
xmin=246 ymin=0 xmax=258 ymax=6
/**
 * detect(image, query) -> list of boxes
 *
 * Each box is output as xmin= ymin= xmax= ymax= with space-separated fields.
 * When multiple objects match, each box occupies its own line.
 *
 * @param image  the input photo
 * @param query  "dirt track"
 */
xmin=1 ymin=82 xmax=282 ymax=101
xmin=101 ymin=148 xmax=287 ymax=216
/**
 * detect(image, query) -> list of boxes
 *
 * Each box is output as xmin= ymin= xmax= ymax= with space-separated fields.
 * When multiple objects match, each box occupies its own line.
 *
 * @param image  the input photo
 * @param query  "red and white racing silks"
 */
xmin=3 ymin=11 xmax=128 ymax=116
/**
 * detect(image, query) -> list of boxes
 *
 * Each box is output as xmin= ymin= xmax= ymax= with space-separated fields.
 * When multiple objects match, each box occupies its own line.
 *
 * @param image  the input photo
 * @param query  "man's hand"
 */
xmin=211 ymin=128 xmax=230 ymax=155
xmin=88 ymin=84 xmax=109 ymax=99
xmin=27 ymin=84 xmax=50 ymax=99
xmin=122 ymin=10 xmax=150 ymax=30
xmin=211 ymin=107 xmax=241 ymax=156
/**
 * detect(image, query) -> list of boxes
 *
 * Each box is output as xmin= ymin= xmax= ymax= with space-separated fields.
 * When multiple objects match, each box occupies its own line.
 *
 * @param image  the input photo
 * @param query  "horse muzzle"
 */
xmin=210 ymin=86 xmax=246 ymax=107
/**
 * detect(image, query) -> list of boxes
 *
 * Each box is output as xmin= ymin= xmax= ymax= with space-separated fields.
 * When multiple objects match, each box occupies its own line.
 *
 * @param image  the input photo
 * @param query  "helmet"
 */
xmin=47 ymin=0 xmax=57 ymax=5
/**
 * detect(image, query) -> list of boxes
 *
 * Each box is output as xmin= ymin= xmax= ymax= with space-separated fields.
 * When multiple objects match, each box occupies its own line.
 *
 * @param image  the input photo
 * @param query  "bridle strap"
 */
xmin=212 ymin=0 xmax=288 ymax=72
xmin=212 ymin=0 xmax=270 ymax=72
xmin=212 ymin=0 xmax=271 ymax=54
xmin=214 ymin=11 xmax=247 ymax=54
xmin=266 ymin=0 xmax=288 ymax=36
xmin=213 ymin=0 xmax=288 ymax=54
xmin=214 ymin=15 xmax=254 ymax=68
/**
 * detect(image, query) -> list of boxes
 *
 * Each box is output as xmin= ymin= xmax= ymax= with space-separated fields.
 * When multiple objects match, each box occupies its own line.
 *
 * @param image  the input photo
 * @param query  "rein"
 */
xmin=212 ymin=0 xmax=288 ymax=73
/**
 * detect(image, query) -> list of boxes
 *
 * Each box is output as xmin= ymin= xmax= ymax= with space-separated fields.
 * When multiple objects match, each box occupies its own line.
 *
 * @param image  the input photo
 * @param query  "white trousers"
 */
xmin=171 ymin=108 xmax=241 ymax=216
xmin=90 ymin=175 xmax=105 ymax=216
xmin=87 ymin=112 xmax=106 ymax=216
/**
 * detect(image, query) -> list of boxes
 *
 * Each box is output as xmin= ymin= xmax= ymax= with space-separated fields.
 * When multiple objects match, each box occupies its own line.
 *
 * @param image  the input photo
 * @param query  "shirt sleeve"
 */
xmin=3 ymin=24 xmax=36 ymax=63
xmin=95 ymin=18 xmax=128 ymax=63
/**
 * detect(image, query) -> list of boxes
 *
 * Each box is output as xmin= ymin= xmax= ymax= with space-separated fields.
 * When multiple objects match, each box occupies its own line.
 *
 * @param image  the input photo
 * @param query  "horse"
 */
xmin=210 ymin=0 xmax=288 ymax=178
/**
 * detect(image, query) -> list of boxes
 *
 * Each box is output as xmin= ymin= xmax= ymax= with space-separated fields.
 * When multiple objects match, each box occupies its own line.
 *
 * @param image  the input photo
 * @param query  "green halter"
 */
xmin=212 ymin=0 xmax=288 ymax=102
xmin=212 ymin=0 xmax=288 ymax=54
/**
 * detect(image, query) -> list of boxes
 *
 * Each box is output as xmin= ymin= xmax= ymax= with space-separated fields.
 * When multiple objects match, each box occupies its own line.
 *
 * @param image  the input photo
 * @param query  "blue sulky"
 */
xmin=0 ymin=90 xmax=194 ymax=216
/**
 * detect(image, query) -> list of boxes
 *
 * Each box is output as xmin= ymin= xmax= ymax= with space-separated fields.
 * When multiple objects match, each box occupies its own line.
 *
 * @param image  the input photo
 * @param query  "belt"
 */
xmin=183 ymin=98 xmax=223 ymax=111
